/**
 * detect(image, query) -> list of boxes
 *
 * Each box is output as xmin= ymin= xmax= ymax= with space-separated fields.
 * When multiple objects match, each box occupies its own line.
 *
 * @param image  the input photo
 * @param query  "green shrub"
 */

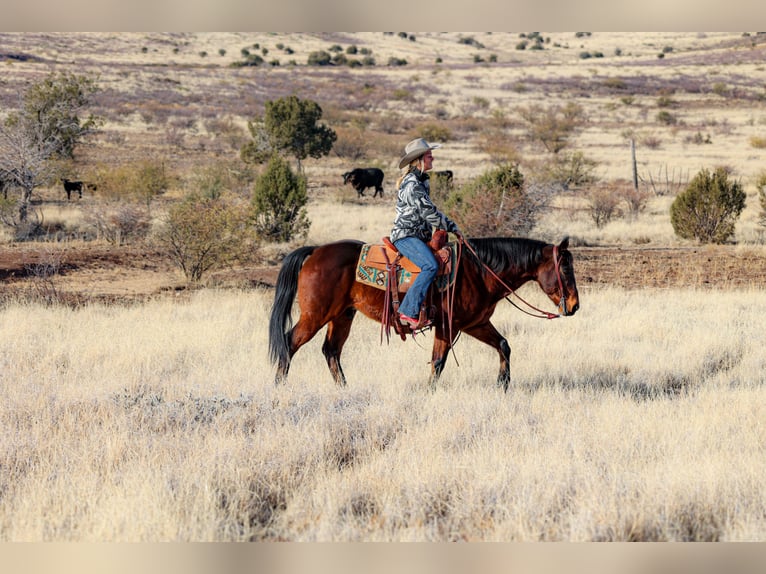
xmin=670 ymin=167 xmax=746 ymax=244
xmin=232 ymin=53 xmax=264 ymax=67
xmin=307 ymin=51 xmax=332 ymax=66
xmin=656 ymin=110 xmax=677 ymax=125
xmin=387 ymin=57 xmax=408 ymax=66
xmin=251 ymin=154 xmax=309 ymax=242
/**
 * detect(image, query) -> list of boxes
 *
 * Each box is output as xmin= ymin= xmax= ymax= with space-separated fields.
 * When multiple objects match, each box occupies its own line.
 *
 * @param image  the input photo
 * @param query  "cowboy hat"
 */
xmin=398 ymin=138 xmax=441 ymax=169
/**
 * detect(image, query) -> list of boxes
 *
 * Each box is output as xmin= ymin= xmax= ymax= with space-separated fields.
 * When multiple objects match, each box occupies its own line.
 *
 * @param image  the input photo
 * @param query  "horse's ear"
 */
xmin=559 ymin=236 xmax=570 ymax=250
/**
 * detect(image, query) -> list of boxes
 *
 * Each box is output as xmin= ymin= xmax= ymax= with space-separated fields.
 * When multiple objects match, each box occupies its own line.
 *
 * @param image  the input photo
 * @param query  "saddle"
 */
xmin=355 ymin=230 xmax=457 ymax=340
xmin=355 ymin=231 xmax=454 ymax=293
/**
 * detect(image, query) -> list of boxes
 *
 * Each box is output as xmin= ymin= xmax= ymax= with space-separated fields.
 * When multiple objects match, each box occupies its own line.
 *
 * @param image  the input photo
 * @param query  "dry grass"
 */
xmin=3 ymin=32 xmax=766 ymax=542
xmin=1 ymin=286 xmax=766 ymax=541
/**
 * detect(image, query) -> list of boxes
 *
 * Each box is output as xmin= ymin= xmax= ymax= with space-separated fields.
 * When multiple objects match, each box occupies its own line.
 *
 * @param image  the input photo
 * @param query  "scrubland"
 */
xmin=1 ymin=286 xmax=765 ymax=541
xmin=2 ymin=32 xmax=766 ymax=541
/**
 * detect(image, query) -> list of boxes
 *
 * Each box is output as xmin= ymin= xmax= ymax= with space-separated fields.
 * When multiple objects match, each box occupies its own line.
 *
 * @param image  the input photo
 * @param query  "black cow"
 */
xmin=432 ymin=170 xmax=454 ymax=187
xmin=62 ymin=178 xmax=83 ymax=200
xmin=342 ymin=167 xmax=384 ymax=198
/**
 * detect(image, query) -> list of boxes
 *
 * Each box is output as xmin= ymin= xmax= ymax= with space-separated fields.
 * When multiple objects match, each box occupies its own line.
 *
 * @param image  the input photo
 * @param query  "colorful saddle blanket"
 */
xmin=355 ymin=242 xmax=457 ymax=293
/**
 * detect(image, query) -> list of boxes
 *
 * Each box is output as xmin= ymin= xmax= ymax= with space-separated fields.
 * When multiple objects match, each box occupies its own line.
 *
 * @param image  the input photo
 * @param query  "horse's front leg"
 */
xmin=463 ymin=322 xmax=511 ymax=391
xmin=428 ymin=331 xmax=455 ymax=389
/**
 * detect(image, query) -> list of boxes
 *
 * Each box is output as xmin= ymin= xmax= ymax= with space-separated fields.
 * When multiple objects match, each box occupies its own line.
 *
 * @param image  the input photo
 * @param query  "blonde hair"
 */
xmin=396 ymin=160 xmax=422 ymax=189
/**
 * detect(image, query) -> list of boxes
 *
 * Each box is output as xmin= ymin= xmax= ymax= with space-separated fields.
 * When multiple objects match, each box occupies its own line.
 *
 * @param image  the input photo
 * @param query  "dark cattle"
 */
xmin=62 ymin=178 xmax=83 ymax=200
xmin=432 ymin=170 xmax=454 ymax=187
xmin=342 ymin=168 xmax=384 ymax=198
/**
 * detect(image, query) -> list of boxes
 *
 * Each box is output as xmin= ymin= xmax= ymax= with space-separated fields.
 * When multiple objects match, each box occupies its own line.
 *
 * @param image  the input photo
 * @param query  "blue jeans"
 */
xmin=393 ymin=236 xmax=438 ymax=318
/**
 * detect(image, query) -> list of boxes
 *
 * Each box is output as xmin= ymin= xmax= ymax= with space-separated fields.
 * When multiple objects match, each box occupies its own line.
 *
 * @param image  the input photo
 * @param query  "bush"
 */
xmin=656 ymin=110 xmax=678 ymax=125
xmin=159 ymin=193 xmax=250 ymax=282
xmin=185 ymin=160 xmax=254 ymax=199
xmin=91 ymin=159 xmax=171 ymax=207
xmin=531 ymin=151 xmax=598 ymax=190
xmin=445 ymin=164 xmax=541 ymax=236
xmin=307 ymin=51 xmax=332 ymax=66
xmin=587 ymin=185 xmax=622 ymax=228
xmin=231 ymin=53 xmax=264 ymax=67
xmin=251 ymin=154 xmax=309 ymax=242
xmin=415 ymin=122 xmax=452 ymax=143
xmin=84 ymin=202 xmax=151 ymax=246
xmin=670 ymin=167 xmax=746 ymax=244
xmin=332 ymin=127 xmax=367 ymax=160
xmin=619 ymin=184 xmax=652 ymax=220
xmin=518 ymin=103 xmax=586 ymax=154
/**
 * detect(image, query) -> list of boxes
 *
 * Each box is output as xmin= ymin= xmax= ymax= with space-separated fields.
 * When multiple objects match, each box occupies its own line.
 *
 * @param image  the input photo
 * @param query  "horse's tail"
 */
xmin=268 ymin=245 xmax=318 ymax=367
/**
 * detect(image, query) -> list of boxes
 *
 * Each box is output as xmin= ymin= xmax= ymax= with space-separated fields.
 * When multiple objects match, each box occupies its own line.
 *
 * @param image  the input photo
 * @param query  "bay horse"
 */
xmin=268 ymin=236 xmax=579 ymax=390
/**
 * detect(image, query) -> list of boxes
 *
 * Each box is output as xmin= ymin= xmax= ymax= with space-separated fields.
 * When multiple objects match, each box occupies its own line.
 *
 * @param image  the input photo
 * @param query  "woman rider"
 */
xmin=390 ymin=138 xmax=462 ymax=329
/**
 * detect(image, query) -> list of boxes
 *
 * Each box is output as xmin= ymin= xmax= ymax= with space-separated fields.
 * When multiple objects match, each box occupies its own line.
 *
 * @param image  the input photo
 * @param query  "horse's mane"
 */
xmin=466 ymin=237 xmax=547 ymax=274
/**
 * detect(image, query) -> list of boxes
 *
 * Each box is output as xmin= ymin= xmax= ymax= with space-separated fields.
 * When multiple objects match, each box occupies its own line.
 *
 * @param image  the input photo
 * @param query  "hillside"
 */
xmin=1 ymin=32 xmax=766 ymax=299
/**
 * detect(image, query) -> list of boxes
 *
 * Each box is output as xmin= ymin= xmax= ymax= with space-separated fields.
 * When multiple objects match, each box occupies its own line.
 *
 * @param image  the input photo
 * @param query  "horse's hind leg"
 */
xmin=322 ymin=308 xmax=356 ymax=386
xmin=275 ymin=316 xmax=327 ymax=385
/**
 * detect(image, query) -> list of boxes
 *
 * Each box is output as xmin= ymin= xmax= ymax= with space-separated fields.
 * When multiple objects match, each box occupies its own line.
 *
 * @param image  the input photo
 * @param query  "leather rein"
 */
xmin=461 ymin=238 xmax=566 ymax=320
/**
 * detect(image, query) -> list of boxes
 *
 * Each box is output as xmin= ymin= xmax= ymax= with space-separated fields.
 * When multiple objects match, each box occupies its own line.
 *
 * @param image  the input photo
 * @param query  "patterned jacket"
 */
xmin=390 ymin=169 xmax=459 ymax=243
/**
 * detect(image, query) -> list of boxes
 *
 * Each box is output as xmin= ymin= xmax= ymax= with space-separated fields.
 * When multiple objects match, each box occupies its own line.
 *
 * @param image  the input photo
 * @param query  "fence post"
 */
xmin=631 ymin=139 xmax=638 ymax=191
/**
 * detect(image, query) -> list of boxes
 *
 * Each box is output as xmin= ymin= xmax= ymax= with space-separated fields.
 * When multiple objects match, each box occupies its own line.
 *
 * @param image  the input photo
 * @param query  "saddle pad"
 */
xmin=356 ymin=242 xmax=456 ymax=292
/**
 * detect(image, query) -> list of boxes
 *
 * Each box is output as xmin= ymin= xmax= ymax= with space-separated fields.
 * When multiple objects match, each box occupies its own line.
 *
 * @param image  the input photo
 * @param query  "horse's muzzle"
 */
xmin=559 ymin=296 xmax=580 ymax=316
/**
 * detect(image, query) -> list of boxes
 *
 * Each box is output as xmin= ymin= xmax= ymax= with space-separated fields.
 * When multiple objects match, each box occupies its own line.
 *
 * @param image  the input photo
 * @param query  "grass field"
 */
xmin=1 ymin=286 xmax=765 ymax=541
xmin=2 ymin=32 xmax=766 ymax=542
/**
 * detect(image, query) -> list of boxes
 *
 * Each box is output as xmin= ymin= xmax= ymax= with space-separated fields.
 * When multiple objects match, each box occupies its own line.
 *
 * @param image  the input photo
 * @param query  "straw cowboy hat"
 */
xmin=398 ymin=138 xmax=441 ymax=169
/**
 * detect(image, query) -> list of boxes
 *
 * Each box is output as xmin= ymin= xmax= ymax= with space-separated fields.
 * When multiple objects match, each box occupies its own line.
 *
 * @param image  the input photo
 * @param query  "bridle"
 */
xmin=462 ymin=239 xmax=568 ymax=320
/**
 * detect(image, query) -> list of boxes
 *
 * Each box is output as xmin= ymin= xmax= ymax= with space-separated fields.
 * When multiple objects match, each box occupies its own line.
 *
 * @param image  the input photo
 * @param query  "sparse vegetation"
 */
xmin=3 ymin=32 xmax=766 ymax=542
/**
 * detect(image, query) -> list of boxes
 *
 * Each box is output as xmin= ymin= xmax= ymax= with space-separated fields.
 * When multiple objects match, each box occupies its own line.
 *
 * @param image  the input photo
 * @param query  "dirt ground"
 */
xmin=1 ymin=240 xmax=765 ymax=305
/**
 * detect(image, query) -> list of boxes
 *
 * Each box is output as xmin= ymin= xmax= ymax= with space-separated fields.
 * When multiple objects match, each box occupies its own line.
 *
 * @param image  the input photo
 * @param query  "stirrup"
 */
xmin=399 ymin=313 xmax=432 ymax=331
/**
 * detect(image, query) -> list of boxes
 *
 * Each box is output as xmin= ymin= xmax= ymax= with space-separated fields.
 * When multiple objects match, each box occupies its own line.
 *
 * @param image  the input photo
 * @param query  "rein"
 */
xmin=462 ymin=239 xmax=564 ymax=320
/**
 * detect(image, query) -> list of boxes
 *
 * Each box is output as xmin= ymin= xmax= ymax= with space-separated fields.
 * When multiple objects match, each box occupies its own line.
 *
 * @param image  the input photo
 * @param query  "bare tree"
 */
xmin=0 ymin=72 xmax=100 ymax=224
xmin=0 ymin=116 xmax=60 ymax=224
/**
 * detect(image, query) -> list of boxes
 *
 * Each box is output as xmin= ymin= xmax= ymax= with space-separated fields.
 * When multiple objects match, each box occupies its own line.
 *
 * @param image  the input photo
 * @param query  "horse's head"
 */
xmin=538 ymin=237 xmax=580 ymax=316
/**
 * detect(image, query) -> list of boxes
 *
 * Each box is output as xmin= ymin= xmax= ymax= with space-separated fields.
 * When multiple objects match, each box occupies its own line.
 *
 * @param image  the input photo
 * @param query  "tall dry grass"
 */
xmin=1 ymin=286 xmax=765 ymax=541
